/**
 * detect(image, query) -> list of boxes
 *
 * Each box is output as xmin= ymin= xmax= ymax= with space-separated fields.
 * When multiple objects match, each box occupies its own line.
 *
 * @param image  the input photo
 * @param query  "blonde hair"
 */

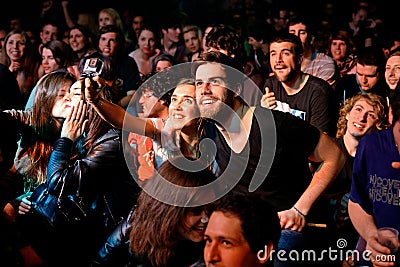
xmin=336 ymin=93 xmax=390 ymax=138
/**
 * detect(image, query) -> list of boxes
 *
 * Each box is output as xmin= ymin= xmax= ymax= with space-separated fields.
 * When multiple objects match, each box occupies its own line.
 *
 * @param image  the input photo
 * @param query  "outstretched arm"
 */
xmin=84 ymin=76 xmax=155 ymax=137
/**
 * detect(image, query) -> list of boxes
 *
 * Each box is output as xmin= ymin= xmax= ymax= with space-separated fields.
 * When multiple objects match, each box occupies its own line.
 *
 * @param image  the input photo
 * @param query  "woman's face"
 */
xmin=330 ymin=39 xmax=347 ymax=61
xmin=138 ymin=29 xmax=157 ymax=56
xmin=68 ymin=80 xmax=84 ymax=105
xmin=98 ymin=11 xmax=114 ymax=28
xmin=69 ymin=28 xmax=86 ymax=53
xmin=42 ymin=47 xmax=61 ymax=74
xmin=52 ymin=83 xmax=74 ymax=118
xmin=6 ymin=33 xmax=26 ymax=62
xmin=178 ymin=208 xmax=208 ymax=242
xmin=184 ymin=30 xmax=200 ymax=53
xmin=169 ymin=84 xmax=200 ymax=129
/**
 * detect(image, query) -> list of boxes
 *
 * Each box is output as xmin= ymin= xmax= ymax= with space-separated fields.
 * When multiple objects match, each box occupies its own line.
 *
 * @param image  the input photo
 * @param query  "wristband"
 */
xmin=292 ymin=206 xmax=306 ymax=218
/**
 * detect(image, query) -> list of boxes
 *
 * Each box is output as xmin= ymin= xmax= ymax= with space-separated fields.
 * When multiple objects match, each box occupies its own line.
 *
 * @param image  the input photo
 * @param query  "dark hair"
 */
xmin=30 ymin=71 xmax=77 ymax=183
xmin=208 ymin=191 xmax=281 ymax=252
xmin=151 ymin=52 xmax=175 ymax=72
xmin=68 ymin=24 xmax=95 ymax=61
xmin=130 ymin=156 xmax=215 ymax=266
xmin=270 ymin=32 xmax=304 ymax=56
xmin=357 ymin=46 xmax=386 ymax=74
xmin=98 ymin=24 xmax=127 ymax=58
xmin=41 ymin=40 xmax=73 ymax=68
xmin=205 ymin=24 xmax=246 ymax=63
xmin=247 ymin=23 xmax=272 ymax=43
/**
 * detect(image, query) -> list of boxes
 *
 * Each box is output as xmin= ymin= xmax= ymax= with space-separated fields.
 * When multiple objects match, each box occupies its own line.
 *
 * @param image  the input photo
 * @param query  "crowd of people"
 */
xmin=1 ymin=0 xmax=400 ymax=266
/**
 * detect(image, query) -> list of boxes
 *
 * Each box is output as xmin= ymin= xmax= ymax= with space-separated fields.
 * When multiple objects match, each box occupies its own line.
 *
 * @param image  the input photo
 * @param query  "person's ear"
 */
xmin=297 ymin=54 xmax=303 ymax=66
xmin=233 ymin=83 xmax=242 ymax=98
xmin=258 ymin=242 xmax=274 ymax=264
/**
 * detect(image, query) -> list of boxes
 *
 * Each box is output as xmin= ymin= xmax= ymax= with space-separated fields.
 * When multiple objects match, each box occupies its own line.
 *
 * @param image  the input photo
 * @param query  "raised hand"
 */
xmin=84 ymin=75 xmax=106 ymax=104
xmin=261 ymin=87 xmax=277 ymax=110
xmin=61 ymin=100 xmax=88 ymax=142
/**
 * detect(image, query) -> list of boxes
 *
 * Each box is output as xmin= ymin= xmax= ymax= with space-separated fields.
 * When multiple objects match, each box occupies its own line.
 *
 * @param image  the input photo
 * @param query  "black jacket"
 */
xmin=41 ymin=128 xmax=140 ymax=265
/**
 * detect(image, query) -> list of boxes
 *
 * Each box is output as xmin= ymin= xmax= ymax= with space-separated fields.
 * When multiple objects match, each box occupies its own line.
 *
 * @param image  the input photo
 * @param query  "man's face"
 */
xmin=356 ymin=63 xmax=380 ymax=91
xmin=138 ymin=88 xmax=164 ymax=118
xmin=204 ymin=211 xmax=259 ymax=267
xmin=346 ymin=99 xmax=378 ymax=138
xmin=132 ymin=16 xmax=144 ymax=35
xmin=248 ymin=37 xmax=262 ymax=50
xmin=288 ymin=23 xmax=308 ymax=47
xmin=195 ymin=63 xmax=230 ymax=119
xmin=163 ymin=27 xmax=181 ymax=43
xmin=40 ymin=24 xmax=58 ymax=44
xmin=385 ymin=55 xmax=400 ymax=90
xmin=269 ymin=41 xmax=299 ymax=83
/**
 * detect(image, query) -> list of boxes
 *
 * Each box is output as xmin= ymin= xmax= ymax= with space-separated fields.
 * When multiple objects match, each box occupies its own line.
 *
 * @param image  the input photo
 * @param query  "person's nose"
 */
xmin=389 ymin=67 xmax=396 ymax=76
xmin=139 ymin=95 xmax=145 ymax=104
xmin=63 ymin=93 xmax=72 ymax=102
xmin=204 ymin=242 xmax=220 ymax=264
xmin=275 ymin=52 xmax=284 ymax=63
xmin=200 ymin=83 xmax=212 ymax=95
xmin=360 ymin=112 xmax=368 ymax=122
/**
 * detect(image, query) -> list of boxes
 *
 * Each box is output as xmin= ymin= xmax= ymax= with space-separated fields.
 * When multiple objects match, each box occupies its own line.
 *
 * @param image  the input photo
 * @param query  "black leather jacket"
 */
xmin=93 ymin=207 xmax=206 ymax=267
xmin=92 ymin=207 xmax=134 ymax=267
xmin=46 ymin=128 xmax=140 ymax=239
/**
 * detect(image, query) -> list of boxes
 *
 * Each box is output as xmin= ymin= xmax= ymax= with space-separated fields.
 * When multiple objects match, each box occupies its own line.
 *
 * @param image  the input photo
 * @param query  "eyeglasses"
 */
xmin=195 ymin=77 xmax=226 ymax=88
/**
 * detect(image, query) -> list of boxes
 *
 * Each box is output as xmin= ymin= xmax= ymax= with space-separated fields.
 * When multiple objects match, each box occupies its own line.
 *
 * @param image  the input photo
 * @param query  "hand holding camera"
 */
xmin=81 ymin=58 xmax=106 ymax=104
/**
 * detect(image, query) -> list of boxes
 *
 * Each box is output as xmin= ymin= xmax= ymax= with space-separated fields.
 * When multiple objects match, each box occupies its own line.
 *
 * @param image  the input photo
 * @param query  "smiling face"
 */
xmin=99 ymin=32 xmax=118 ymax=57
xmin=330 ymin=39 xmax=347 ymax=61
xmin=346 ymin=99 xmax=378 ymax=138
xmin=6 ymin=33 xmax=26 ymax=62
xmin=269 ymin=41 xmax=299 ymax=83
xmin=385 ymin=55 xmax=400 ymax=90
xmin=195 ymin=63 xmax=230 ymax=119
xmin=178 ymin=208 xmax=208 ymax=242
xmin=69 ymin=28 xmax=86 ymax=53
xmin=169 ymin=84 xmax=199 ymax=129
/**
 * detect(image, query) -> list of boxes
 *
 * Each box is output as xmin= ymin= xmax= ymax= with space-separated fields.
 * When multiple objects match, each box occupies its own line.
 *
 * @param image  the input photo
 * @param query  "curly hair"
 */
xmin=336 ymin=93 xmax=389 ymax=138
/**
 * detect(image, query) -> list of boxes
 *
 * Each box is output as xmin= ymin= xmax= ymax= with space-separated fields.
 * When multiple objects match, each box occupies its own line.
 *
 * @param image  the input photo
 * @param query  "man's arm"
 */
xmin=278 ymin=132 xmax=345 ymax=231
xmin=348 ymin=200 xmax=393 ymax=267
xmin=85 ymin=77 xmax=154 ymax=137
xmin=297 ymin=132 xmax=345 ymax=215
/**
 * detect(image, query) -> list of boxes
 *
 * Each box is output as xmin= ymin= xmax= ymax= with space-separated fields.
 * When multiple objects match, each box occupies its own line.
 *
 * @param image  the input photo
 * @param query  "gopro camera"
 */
xmin=81 ymin=58 xmax=104 ymax=78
